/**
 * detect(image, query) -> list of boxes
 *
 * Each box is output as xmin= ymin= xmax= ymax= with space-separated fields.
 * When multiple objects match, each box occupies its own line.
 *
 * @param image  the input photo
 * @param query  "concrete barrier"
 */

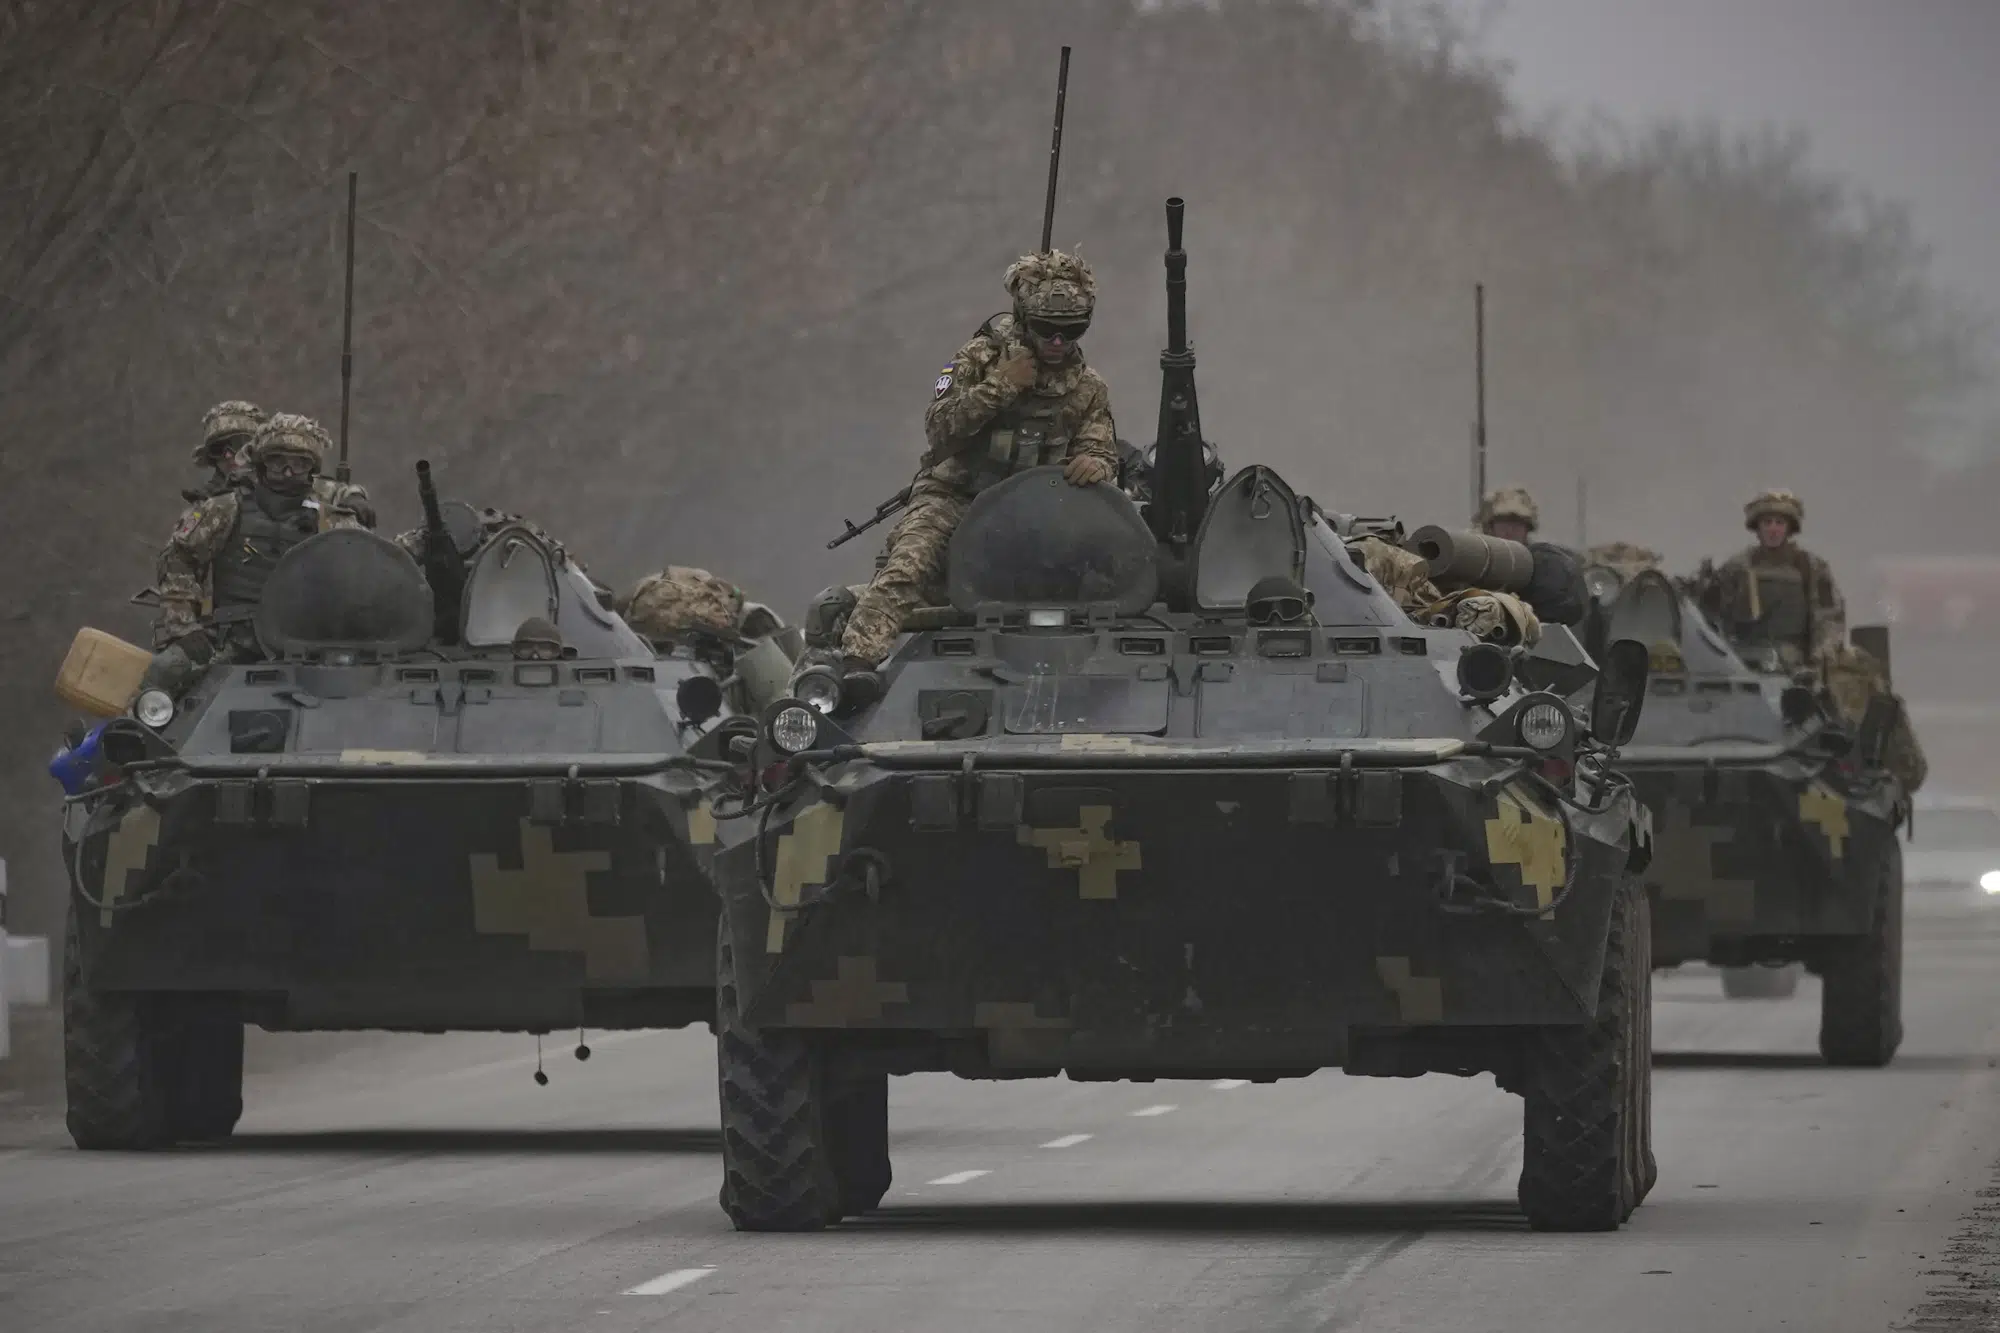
xmin=0 ymin=860 xmax=53 ymax=1062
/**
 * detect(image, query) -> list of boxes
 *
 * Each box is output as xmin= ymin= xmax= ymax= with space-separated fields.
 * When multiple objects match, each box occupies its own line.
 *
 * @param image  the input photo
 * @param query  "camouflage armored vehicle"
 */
xmin=1578 ymin=559 xmax=1908 ymax=1065
xmin=55 ymin=474 xmax=756 ymax=1149
xmin=706 ymin=200 xmax=1659 ymax=1234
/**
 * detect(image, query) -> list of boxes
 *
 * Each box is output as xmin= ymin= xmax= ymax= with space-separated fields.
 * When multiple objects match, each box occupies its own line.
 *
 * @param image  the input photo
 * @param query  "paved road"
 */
xmin=2 ymin=880 xmax=1997 ymax=1333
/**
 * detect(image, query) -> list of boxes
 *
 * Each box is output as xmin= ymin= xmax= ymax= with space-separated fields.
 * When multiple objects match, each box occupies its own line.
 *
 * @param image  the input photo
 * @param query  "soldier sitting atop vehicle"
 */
xmin=1474 ymin=486 xmax=1586 ymax=627
xmin=1346 ymin=532 xmax=1542 ymax=647
xmin=1820 ymin=641 xmax=1928 ymax=794
xmin=145 ymin=414 xmax=369 ymax=692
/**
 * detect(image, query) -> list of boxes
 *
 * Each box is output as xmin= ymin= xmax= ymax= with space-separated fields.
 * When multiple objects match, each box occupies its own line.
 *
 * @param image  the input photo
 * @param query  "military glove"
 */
xmin=1063 ymin=454 xmax=1115 ymax=487
xmin=995 ymin=348 xmax=1039 ymax=392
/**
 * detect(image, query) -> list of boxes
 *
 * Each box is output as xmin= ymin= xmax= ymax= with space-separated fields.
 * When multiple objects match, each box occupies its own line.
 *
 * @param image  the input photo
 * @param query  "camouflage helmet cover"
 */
xmin=1477 ymin=485 xmax=1540 ymax=532
xmin=196 ymin=400 xmax=266 ymax=464
xmin=249 ymin=412 xmax=330 ymax=470
xmin=1744 ymin=487 xmax=1804 ymax=532
xmin=1004 ymin=248 xmax=1095 ymax=322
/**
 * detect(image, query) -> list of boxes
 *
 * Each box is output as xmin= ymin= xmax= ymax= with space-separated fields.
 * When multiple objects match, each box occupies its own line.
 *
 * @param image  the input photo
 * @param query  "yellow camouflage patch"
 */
xmin=338 ymin=749 xmax=430 ymax=765
xmin=99 ymin=804 xmax=162 ymax=928
xmin=1799 ymin=782 xmax=1850 ymax=860
xmin=1377 ymin=955 xmax=1444 ymax=1023
xmin=1484 ymin=785 xmax=1566 ymax=912
xmin=685 ymin=801 xmax=716 ymax=846
xmin=469 ymin=819 xmax=646 ymax=981
xmin=783 ymin=955 xmax=909 ymax=1026
xmin=1649 ymin=800 xmax=1756 ymax=924
xmin=767 ymin=802 xmax=845 ymax=952
xmin=1018 ymin=805 xmax=1141 ymax=899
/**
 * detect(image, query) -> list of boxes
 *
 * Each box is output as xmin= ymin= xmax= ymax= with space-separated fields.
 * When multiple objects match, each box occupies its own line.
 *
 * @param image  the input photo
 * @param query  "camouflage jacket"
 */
xmin=921 ymin=315 xmax=1117 ymax=493
xmin=1704 ymin=542 xmax=1846 ymax=666
xmin=154 ymin=487 xmax=366 ymax=647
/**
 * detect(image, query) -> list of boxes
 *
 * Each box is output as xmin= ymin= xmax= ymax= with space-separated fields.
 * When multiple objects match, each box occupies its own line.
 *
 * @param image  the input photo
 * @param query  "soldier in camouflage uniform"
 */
xmin=1697 ymin=488 xmax=1846 ymax=670
xmin=835 ymin=249 xmax=1119 ymax=682
xmin=183 ymin=399 xmax=377 ymax=528
xmin=146 ymin=415 xmax=368 ymax=690
xmin=1477 ymin=485 xmax=1540 ymax=545
xmin=1584 ymin=541 xmax=1664 ymax=583
xmin=186 ymin=400 xmax=265 ymax=502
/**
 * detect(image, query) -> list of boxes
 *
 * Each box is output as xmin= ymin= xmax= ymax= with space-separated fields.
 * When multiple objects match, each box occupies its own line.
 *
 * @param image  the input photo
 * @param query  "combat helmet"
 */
xmin=1744 ymin=487 xmax=1803 ymax=534
xmin=1477 ymin=485 xmax=1539 ymax=534
xmin=249 ymin=413 xmax=330 ymax=469
xmin=195 ymin=400 xmax=266 ymax=465
xmin=1004 ymin=248 xmax=1095 ymax=324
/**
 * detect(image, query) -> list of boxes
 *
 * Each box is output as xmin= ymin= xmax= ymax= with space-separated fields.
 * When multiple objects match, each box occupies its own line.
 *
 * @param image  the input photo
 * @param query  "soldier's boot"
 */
xmin=838 ymin=657 xmax=884 ymax=711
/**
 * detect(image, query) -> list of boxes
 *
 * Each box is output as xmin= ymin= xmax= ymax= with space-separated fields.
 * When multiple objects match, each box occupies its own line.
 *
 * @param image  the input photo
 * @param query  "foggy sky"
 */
xmin=1482 ymin=0 xmax=2000 ymax=324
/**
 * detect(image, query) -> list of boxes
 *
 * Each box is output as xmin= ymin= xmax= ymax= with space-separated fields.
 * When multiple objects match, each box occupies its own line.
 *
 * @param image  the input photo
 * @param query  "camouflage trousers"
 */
xmin=840 ymin=482 xmax=969 ymax=664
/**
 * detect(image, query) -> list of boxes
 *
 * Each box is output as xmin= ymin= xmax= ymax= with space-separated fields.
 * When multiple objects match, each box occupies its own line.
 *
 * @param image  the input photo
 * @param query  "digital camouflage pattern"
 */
xmin=1821 ymin=642 xmax=1928 ymax=793
xmin=1351 ymin=535 xmax=1440 ymax=608
xmin=153 ymin=488 xmax=366 ymax=647
xmin=621 ymin=566 xmax=748 ymax=640
xmin=921 ymin=316 xmax=1117 ymax=488
xmin=1349 ymin=536 xmax=1538 ymax=645
xmin=1705 ymin=541 xmax=1846 ymax=667
xmin=840 ymin=260 xmax=1119 ymax=665
xmin=195 ymin=400 xmax=265 ymax=465
xmin=841 ymin=488 xmax=968 ymax=663
xmin=1585 ymin=541 xmax=1663 ymax=581
xmin=1003 ymin=247 xmax=1096 ymax=321
xmin=1744 ymin=487 xmax=1806 ymax=532
xmin=1477 ymin=485 xmax=1540 ymax=533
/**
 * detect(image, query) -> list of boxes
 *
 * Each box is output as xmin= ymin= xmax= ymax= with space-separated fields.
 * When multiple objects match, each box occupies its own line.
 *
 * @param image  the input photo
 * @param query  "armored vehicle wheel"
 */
xmin=62 ymin=912 xmax=174 ymax=1150
xmin=716 ymin=922 xmax=839 ymax=1231
xmin=1819 ymin=844 xmax=1904 ymax=1068
xmin=825 ymin=1072 xmax=892 ymax=1217
xmin=168 ymin=1000 xmax=245 ymax=1142
xmin=1628 ymin=893 xmax=1658 ymax=1205
xmin=1518 ymin=876 xmax=1648 ymax=1231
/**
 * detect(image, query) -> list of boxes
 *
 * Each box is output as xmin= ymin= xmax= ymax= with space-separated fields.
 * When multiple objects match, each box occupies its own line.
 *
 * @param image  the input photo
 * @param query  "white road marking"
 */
xmin=1130 ymin=1103 xmax=1179 ymax=1117
xmin=1042 ymin=1133 xmax=1093 ymax=1149
xmin=624 ymin=1266 xmax=716 ymax=1297
xmin=1210 ymin=1078 xmax=1250 ymax=1090
xmin=927 ymin=1169 xmax=992 ymax=1185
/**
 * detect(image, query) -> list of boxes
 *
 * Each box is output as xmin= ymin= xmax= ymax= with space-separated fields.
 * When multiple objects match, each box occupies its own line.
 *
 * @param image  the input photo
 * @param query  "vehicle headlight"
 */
xmin=1517 ymin=700 xmax=1571 ymax=752
xmin=1026 ymin=608 xmax=1067 ymax=628
xmin=1980 ymin=870 xmax=2000 ymax=897
xmin=791 ymin=663 xmax=843 ymax=715
xmin=768 ymin=704 xmax=820 ymax=755
xmin=133 ymin=689 xmax=176 ymax=730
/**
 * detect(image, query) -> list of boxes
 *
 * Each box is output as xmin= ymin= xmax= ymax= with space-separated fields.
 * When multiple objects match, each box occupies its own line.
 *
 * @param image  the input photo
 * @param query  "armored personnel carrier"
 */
xmin=55 ymin=482 xmax=749 ymax=1149
xmin=1579 ymin=559 xmax=1908 ymax=1065
xmin=707 ymin=200 xmax=1658 ymax=1233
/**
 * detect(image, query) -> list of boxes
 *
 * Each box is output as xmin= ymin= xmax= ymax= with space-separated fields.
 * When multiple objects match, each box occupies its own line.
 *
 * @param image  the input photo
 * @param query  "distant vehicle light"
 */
xmin=1026 ymin=608 xmax=1067 ymax=628
xmin=1981 ymin=870 xmax=2000 ymax=896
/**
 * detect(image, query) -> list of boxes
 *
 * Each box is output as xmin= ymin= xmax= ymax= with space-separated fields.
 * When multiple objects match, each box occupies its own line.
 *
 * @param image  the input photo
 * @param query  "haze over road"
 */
xmin=2 ymin=878 xmax=1995 ymax=1332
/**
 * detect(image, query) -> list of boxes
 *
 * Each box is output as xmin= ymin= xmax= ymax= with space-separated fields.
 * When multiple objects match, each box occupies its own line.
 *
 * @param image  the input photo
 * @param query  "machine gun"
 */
xmin=416 ymin=460 xmax=466 ymax=645
xmin=1144 ymin=197 xmax=1212 ymax=553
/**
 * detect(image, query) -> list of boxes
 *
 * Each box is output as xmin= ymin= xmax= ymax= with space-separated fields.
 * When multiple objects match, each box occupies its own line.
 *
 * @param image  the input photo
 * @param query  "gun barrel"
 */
xmin=1408 ymin=525 xmax=1535 ymax=593
xmin=1164 ymin=197 xmax=1187 ymax=357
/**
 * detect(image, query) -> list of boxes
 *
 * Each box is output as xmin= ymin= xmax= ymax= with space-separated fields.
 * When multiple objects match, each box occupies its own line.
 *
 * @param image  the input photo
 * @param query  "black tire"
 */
xmin=168 ymin=999 xmax=245 ymax=1142
xmin=825 ymin=1073 xmax=892 ymax=1217
xmin=1818 ymin=843 xmax=1903 ymax=1068
xmin=1630 ymin=892 xmax=1658 ymax=1204
xmin=1518 ymin=876 xmax=1648 ymax=1231
xmin=716 ymin=920 xmax=838 ymax=1231
xmin=1720 ymin=963 xmax=1802 ymax=999
xmin=62 ymin=909 xmax=174 ymax=1151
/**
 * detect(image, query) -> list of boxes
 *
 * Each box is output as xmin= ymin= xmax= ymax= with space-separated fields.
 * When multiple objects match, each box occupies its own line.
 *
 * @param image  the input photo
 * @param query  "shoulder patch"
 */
xmin=172 ymin=503 xmax=209 ymax=540
xmin=933 ymin=368 xmax=954 ymax=399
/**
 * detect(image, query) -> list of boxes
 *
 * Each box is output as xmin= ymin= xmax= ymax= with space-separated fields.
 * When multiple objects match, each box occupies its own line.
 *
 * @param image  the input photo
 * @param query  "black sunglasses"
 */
xmin=1026 ymin=318 xmax=1089 ymax=343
